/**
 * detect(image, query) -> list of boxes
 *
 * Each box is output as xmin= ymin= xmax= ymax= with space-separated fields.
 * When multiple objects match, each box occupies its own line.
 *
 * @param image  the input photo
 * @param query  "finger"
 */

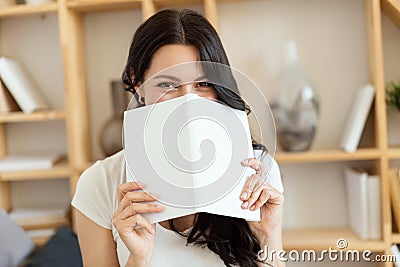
xmin=249 ymin=189 xmax=270 ymax=211
xmin=240 ymin=173 xmax=261 ymax=201
xmin=242 ymin=182 xmax=267 ymax=209
xmin=241 ymin=158 xmax=264 ymax=176
xmin=119 ymin=214 xmax=155 ymax=235
xmin=118 ymin=203 xmax=164 ymax=220
xmin=116 ymin=191 xmax=159 ymax=214
xmin=117 ymin=182 xmax=146 ymax=203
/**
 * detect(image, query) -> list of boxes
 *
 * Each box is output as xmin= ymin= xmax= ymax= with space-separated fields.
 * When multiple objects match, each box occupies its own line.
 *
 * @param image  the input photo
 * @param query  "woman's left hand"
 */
xmin=240 ymin=158 xmax=284 ymax=242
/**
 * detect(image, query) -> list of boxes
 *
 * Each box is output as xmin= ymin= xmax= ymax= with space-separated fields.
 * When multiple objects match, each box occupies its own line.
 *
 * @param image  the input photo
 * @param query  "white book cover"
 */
xmin=344 ymin=167 xmax=369 ymax=240
xmin=339 ymin=84 xmax=375 ymax=153
xmin=124 ymin=93 xmax=260 ymax=226
xmin=0 ymin=153 xmax=63 ymax=172
xmin=0 ymin=57 xmax=49 ymax=113
xmin=367 ymin=175 xmax=381 ymax=240
xmin=392 ymin=244 xmax=400 ymax=267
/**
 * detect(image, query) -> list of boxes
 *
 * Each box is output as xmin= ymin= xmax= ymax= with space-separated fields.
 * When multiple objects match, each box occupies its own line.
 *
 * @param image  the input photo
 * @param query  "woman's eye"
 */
xmin=196 ymin=82 xmax=213 ymax=89
xmin=157 ymin=82 xmax=176 ymax=89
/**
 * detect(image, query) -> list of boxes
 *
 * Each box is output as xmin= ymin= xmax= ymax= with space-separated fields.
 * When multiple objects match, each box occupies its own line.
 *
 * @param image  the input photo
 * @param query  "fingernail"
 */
xmin=150 ymin=193 xmax=159 ymax=198
xmin=241 ymin=201 xmax=248 ymax=209
xmin=241 ymin=192 xmax=248 ymax=200
xmin=250 ymin=205 xmax=255 ymax=211
xmin=156 ymin=205 xmax=164 ymax=210
xmin=151 ymin=228 xmax=155 ymax=234
xmin=241 ymin=159 xmax=248 ymax=165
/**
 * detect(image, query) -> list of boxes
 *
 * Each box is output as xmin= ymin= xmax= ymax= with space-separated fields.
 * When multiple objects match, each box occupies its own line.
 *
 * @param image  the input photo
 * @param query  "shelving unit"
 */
xmin=0 ymin=0 xmax=399 ymax=264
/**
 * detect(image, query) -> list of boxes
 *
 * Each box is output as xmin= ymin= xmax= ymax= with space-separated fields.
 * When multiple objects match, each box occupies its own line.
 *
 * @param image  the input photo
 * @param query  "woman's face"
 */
xmin=136 ymin=44 xmax=218 ymax=105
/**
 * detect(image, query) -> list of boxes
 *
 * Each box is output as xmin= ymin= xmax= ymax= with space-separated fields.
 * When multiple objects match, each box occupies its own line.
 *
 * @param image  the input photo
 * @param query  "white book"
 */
xmin=392 ymin=244 xmax=400 ymax=267
xmin=344 ymin=168 xmax=369 ymax=240
xmin=124 ymin=93 xmax=260 ymax=226
xmin=340 ymin=84 xmax=375 ymax=153
xmin=0 ymin=153 xmax=63 ymax=172
xmin=367 ymin=175 xmax=381 ymax=240
xmin=0 ymin=57 xmax=49 ymax=113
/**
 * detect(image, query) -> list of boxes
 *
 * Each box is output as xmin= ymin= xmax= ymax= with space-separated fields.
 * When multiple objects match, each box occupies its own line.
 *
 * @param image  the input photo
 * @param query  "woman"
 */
xmin=72 ymin=9 xmax=284 ymax=267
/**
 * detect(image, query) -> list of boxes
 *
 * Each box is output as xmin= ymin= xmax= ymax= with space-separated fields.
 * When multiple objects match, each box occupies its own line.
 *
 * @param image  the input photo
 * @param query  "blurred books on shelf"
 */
xmin=392 ymin=244 xmax=400 ymax=267
xmin=0 ymin=153 xmax=63 ymax=172
xmin=344 ymin=167 xmax=381 ymax=240
xmin=0 ymin=57 xmax=49 ymax=113
xmin=9 ymin=206 xmax=69 ymax=230
xmin=339 ymin=84 xmax=375 ymax=153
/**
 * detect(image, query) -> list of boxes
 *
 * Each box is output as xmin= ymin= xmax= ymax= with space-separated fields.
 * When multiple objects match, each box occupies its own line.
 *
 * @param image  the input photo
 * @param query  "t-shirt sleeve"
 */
xmin=71 ymin=161 xmax=114 ymax=230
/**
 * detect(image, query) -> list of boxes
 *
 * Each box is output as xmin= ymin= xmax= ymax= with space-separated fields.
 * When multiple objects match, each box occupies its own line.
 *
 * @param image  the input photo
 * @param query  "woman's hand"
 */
xmin=240 ymin=158 xmax=284 ymax=242
xmin=112 ymin=182 xmax=164 ymax=266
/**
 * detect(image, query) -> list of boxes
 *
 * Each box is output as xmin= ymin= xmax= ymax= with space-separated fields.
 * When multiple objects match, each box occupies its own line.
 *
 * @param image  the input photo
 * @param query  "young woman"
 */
xmin=72 ymin=9 xmax=285 ymax=267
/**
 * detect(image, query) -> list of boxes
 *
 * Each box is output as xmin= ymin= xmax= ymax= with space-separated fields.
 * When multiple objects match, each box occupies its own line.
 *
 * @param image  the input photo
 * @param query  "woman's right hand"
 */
xmin=112 ymin=182 xmax=164 ymax=266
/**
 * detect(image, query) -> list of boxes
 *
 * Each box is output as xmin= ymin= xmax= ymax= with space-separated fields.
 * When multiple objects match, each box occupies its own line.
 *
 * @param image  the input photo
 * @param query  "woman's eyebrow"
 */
xmin=153 ymin=74 xmax=181 ymax=82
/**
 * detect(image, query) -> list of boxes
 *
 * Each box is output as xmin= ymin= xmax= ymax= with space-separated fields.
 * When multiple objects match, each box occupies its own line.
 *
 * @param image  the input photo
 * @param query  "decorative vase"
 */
xmin=99 ymin=81 xmax=129 ymax=157
xmin=272 ymin=41 xmax=319 ymax=151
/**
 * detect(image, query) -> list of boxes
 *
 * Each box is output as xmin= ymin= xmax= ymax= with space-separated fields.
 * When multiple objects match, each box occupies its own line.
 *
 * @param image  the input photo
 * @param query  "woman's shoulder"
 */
xmin=80 ymin=150 xmax=126 ymax=186
xmin=71 ymin=150 xmax=126 ymax=229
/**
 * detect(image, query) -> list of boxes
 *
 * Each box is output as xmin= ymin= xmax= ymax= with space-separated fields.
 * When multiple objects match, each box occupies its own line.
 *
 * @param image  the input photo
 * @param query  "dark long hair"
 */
xmin=122 ymin=9 xmax=265 ymax=267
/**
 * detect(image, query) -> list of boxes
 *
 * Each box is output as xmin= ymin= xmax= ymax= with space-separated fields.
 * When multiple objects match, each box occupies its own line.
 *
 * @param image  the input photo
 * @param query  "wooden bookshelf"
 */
xmin=388 ymin=147 xmax=400 ymax=159
xmin=31 ymin=235 xmax=51 ymax=247
xmin=0 ymin=110 xmax=65 ymax=123
xmin=18 ymin=215 xmax=69 ymax=231
xmin=0 ymin=2 xmax=57 ymax=18
xmin=0 ymin=159 xmax=70 ymax=181
xmin=382 ymin=0 xmax=400 ymax=28
xmin=275 ymin=148 xmax=381 ymax=163
xmin=67 ymin=0 xmax=141 ymax=13
xmin=393 ymin=233 xmax=400 ymax=244
xmin=283 ymin=228 xmax=387 ymax=252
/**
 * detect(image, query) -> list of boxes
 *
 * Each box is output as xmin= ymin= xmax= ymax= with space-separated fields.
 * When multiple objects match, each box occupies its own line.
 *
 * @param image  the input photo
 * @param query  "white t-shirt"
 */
xmin=71 ymin=150 xmax=283 ymax=267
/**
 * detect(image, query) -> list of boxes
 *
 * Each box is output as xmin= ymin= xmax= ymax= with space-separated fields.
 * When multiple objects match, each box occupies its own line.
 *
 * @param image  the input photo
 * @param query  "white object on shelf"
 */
xmin=339 ymin=84 xmax=375 ymax=153
xmin=0 ymin=153 xmax=63 ymax=172
xmin=0 ymin=57 xmax=49 ymax=114
xmin=344 ymin=168 xmax=382 ymax=240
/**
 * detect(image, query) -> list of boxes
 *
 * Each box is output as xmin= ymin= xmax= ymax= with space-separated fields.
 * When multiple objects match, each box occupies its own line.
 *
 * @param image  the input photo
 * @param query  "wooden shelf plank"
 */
xmin=0 ymin=2 xmax=57 ymax=18
xmin=283 ymin=228 xmax=387 ymax=252
xmin=393 ymin=233 xmax=400 ymax=244
xmin=153 ymin=0 xmax=201 ymax=8
xmin=67 ymin=0 xmax=141 ymax=13
xmin=19 ymin=216 xmax=69 ymax=231
xmin=275 ymin=148 xmax=381 ymax=163
xmin=381 ymin=0 xmax=400 ymax=28
xmin=32 ymin=235 xmax=51 ymax=247
xmin=388 ymin=147 xmax=400 ymax=159
xmin=0 ymin=110 xmax=65 ymax=123
xmin=0 ymin=159 xmax=70 ymax=181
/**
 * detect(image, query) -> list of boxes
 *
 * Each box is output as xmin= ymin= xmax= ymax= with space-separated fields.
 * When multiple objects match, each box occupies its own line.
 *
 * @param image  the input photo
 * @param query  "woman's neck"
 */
xmin=158 ymin=214 xmax=196 ymax=232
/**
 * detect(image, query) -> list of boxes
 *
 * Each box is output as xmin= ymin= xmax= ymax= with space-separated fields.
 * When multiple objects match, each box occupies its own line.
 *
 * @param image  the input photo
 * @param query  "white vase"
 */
xmin=271 ymin=41 xmax=319 ymax=151
xmin=0 ymin=0 xmax=15 ymax=8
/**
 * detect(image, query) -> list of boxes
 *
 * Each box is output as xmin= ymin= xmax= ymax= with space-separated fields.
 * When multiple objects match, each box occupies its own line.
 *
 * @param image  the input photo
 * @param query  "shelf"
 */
xmin=153 ymin=0 xmax=201 ymax=8
xmin=388 ymin=148 xmax=400 ymax=159
xmin=0 ymin=2 xmax=57 ymax=18
xmin=393 ymin=234 xmax=400 ymax=244
xmin=283 ymin=228 xmax=387 ymax=252
xmin=31 ymin=235 xmax=51 ymax=247
xmin=19 ymin=215 xmax=69 ymax=231
xmin=275 ymin=148 xmax=381 ymax=163
xmin=0 ymin=159 xmax=70 ymax=181
xmin=0 ymin=110 xmax=65 ymax=123
xmin=382 ymin=0 xmax=400 ymax=28
xmin=67 ymin=0 xmax=141 ymax=13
